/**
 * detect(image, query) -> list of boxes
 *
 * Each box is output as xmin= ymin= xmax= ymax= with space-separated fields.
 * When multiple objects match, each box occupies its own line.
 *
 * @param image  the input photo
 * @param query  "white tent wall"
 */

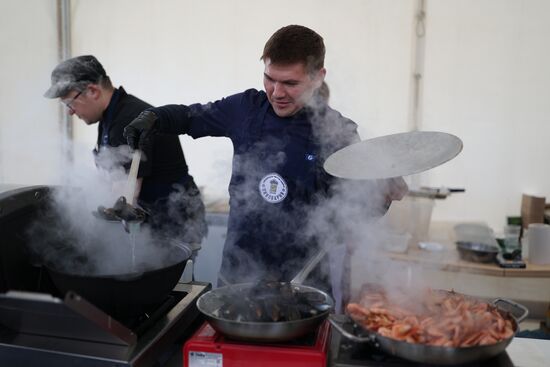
xmin=68 ymin=0 xmax=414 ymax=200
xmin=422 ymin=0 xmax=550 ymax=230
xmin=0 ymin=1 xmax=61 ymax=185
xmin=1 ymin=0 xmax=549 ymax=231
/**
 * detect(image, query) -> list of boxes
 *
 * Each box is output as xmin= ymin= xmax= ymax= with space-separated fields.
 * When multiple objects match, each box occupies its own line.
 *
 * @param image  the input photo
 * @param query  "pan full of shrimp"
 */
xmin=330 ymin=287 xmax=528 ymax=365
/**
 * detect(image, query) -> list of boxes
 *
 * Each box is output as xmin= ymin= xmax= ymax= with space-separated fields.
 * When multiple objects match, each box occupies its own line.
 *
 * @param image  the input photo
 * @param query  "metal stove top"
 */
xmin=329 ymin=330 xmax=515 ymax=367
xmin=0 ymin=281 xmax=210 ymax=367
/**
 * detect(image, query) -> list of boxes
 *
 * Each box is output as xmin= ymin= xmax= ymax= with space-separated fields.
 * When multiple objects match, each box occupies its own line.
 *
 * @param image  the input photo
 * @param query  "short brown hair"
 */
xmin=261 ymin=25 xmax=325 ymax=73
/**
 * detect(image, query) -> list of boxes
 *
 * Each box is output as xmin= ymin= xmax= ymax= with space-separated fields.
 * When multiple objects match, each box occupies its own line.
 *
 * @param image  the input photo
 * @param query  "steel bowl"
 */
xmin=456 ymin=241 xmax=500 ymax=263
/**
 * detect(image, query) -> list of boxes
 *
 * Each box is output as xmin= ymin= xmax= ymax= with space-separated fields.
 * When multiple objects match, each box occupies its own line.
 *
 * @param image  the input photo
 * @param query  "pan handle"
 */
xmin=291 ymin=246 xmax=331 ymax=284
xmin=492 ymin=298 xmax=529 ymax=323
xmin=328 ymin=314 xmax=378 ymax=345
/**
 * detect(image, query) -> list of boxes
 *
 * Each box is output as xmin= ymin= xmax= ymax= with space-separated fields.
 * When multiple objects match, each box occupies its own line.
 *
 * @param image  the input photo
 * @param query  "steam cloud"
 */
xmin=26 ymin=85 xmax=415 ymax=309
xmin=27 ymin=143 xmax=186 ymax=276
xmin=215 ymin=88 xmax=408 ymax=310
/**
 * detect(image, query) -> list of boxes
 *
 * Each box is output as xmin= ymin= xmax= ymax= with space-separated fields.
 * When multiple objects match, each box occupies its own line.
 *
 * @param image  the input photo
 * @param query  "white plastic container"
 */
xmin=521 ymin=235 xmax=529 ymax=260
xmin=383 ymin=196 xmax=435 ymax=248
xmin=528 ymin=223 xmax=550 ymax=265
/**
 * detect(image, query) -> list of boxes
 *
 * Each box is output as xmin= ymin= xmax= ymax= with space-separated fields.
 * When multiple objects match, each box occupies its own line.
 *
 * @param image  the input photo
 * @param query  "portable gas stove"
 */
xmin=329 ymin=321 xmax=515 ymax=367
xmin=0 ymin=281 xmax=210 ymax=366
xmin=183 ymin=320 xmax=331 ymax=367
xmin=0 ymin=185 xmax=212 ymax=366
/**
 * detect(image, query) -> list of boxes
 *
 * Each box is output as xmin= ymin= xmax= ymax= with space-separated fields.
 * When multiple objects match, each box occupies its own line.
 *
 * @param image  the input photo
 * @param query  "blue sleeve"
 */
xmin=148 ymin=89 xmax=261 ymax=139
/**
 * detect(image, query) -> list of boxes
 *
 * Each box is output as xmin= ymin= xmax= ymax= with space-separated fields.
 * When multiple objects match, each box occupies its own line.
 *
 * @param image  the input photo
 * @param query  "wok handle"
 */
xmin=492 ymin=298 xmax=529 ymax=323
xmin=328 ymin=314 xmax=377 ymax=345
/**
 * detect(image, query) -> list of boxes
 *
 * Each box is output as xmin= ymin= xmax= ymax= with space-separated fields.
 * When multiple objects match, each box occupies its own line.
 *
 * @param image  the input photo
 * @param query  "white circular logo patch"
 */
xmin=259 ymin=173 xmax=288 ymax=203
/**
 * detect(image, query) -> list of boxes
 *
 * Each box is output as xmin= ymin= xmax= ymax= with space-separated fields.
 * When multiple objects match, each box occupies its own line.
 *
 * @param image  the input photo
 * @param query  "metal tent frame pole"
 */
xmin=57 ymin=0 xmax=73 ymax=162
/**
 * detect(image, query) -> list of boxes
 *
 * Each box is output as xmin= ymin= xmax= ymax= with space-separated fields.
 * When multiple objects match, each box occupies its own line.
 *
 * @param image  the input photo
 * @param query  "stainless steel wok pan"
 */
xmin=197 ymin=282 xmax=333 ymax=342
xmin=196 ymin=246 xmax=334 ymax=342
xmin=329 ymin=292 xmax=528 ymax=365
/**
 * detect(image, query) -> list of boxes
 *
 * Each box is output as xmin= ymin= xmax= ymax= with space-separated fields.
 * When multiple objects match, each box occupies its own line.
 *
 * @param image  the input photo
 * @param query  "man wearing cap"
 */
xmin=45 ymin=55 xmax=207 ymax=244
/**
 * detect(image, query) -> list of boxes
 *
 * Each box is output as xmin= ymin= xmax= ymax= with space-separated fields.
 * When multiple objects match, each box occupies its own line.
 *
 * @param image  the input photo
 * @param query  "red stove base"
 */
xmin=183 ymin=320 xmax=330 ymax=367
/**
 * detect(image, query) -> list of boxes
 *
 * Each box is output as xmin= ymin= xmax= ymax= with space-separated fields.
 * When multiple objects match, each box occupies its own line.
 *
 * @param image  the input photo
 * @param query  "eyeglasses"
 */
xmin=62 ymin=89 xmax=84 ymax=112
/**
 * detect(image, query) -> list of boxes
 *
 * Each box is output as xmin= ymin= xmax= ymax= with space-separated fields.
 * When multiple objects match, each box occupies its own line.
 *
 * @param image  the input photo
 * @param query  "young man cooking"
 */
xmin=123 ymin=25 xmax=407 ymax=296
xmin=44 ymin=55 xmax=207 ymax=244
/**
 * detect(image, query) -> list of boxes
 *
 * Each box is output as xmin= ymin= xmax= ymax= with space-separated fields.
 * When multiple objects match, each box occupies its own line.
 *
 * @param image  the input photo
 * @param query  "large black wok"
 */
xmin=330 ymin=291 xmax=529 ymax=365
xmin=46 ymin=241 xmax=192 ymax=319
xmin=196 ymin=246 xmax=334 ymax=342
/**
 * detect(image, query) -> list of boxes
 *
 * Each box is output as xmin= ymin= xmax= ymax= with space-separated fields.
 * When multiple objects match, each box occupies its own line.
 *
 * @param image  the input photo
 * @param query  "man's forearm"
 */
xmin=149 ymin=104 xmax=193 ymax=135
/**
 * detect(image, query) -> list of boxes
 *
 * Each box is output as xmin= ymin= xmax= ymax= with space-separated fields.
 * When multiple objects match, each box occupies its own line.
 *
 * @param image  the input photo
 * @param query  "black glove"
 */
xmin=123 ymin=110 xmax=158 ymax=150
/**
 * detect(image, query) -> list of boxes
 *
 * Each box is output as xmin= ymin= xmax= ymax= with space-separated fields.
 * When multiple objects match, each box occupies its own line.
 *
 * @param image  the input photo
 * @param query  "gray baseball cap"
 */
xmin=44 ymin=55 xmax=108 ymax=98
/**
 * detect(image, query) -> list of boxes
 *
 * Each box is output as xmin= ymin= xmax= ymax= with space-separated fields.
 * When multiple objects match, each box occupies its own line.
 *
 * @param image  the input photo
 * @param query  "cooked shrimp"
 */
xmin=347 ymin=289 xmax=515 ymax=348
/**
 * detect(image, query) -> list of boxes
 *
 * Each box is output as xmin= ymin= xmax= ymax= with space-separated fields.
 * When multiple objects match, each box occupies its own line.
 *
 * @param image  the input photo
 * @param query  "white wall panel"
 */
xmin=69 ymin=0 xmax=413 ymax=198
xmin=0 ymin=0 xmax=61 ymax=185
xmin=422 ymin=0 xmax=550 ymax=229
xmin=2 ymin=0 xmax=549 ymax=232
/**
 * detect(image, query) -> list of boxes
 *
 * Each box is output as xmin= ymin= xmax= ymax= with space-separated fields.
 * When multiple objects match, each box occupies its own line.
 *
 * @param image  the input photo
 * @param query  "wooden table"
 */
xmin=388 ymin=221 xmax=550 ymax=278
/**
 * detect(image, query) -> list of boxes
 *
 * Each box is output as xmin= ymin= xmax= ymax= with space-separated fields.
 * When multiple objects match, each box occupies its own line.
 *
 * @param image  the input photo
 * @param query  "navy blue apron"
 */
xmin=219 ymin=103 xmax=327 ymax=286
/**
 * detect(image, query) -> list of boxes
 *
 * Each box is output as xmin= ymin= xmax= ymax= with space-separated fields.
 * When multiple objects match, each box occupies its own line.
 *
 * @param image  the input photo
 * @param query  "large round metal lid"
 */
xmin=323 ymin=131 xmax=463 ymax=180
